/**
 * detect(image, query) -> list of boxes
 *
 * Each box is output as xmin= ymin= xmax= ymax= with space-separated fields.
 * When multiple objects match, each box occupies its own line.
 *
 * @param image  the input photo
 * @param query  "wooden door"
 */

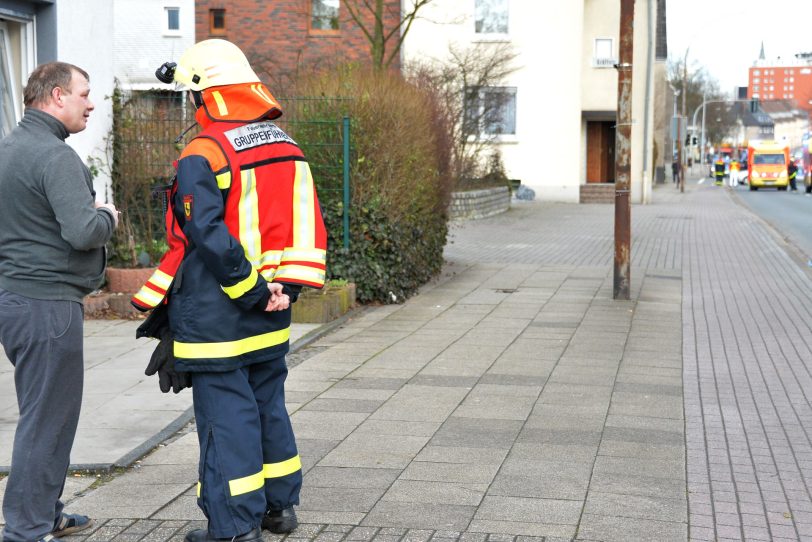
xmin=586 ymin=121 xmax=615 ymax=183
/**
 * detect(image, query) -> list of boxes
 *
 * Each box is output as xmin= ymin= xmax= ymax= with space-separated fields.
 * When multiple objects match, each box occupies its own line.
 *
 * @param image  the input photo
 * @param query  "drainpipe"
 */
xmin=641 ymin=0 xmax=654 ymax=204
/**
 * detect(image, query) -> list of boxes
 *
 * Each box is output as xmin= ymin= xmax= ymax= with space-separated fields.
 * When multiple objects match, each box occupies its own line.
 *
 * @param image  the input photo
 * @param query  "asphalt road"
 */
xmin=724 ymin=175 xmax=812 ymax=262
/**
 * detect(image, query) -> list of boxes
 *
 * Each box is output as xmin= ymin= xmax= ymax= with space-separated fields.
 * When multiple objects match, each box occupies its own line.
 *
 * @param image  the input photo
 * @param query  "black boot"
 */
xmin=262 ymin=507 xmax=298 ymax=534
xmin=184 ymin=526 xmax=262 ymax=542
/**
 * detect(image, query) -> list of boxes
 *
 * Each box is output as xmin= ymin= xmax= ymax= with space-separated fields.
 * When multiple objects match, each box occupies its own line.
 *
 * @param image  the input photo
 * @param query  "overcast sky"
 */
xmin=666 ymin=0 xmax=812 ymax=94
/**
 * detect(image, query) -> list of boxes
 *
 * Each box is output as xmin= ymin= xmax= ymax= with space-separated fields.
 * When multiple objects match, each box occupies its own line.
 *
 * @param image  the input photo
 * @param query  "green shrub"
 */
xmin=289 ymin=66 xmax=452 ymax=303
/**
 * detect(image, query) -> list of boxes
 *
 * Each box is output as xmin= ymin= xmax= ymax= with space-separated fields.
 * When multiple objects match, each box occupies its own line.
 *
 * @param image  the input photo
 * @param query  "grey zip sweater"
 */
xmin=0 ymin=108 xmax=115 ymax=302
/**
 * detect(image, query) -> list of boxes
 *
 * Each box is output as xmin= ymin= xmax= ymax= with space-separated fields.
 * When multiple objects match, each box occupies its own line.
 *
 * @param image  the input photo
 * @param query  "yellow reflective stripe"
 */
xmin=221 ymin=267 xmax=259 ymax=299
xmin=216 ymin=171 xmax=231 ymax=190
xmin=281 ymin=247 xmax=326 ymax=265
xmin=133 ymin=285 xmax=165 ymax=307
xmin=292 ymin=162 xmax=316 ymax=248
xmin=229 ymin=469 xmax=264 ymax=497
xmin=273 ymin=265 xmax=325 ymax=285
xmin=247 ymin=249 xmax=283 ymax=271
xmin=264 ymin=455 xmax=302 ymax=479
xmin=239 ymin=168 xmax=262 ymax=262
xmin=150 ymin=269 xmax=173 ymax=289
xmin=212 ymin=90 xmax=229 ymax=116
xmin=260 ymin=268 xmax=276 ymax=281
xmin=197 ymin=482 xmax=201 ymax=497
xmin=174 ymin=327 xmax=290 ymax=359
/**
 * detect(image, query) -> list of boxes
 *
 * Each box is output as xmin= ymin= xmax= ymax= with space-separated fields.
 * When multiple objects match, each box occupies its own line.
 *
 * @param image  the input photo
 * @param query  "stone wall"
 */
xmin=448 ymin=186 xmax=511 ymax=220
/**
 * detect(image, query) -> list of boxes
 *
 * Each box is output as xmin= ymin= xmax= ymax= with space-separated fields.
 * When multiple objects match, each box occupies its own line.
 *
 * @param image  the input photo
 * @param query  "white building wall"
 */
xmin=56 ymin=0 xmax=115 ymax=201
xmin=54 ymin=0 xmax=194 ymax=202
xmin=403 ymin=0 xmax=655 ymax=204
xmin=401 ymin=1 xmax=585 ymax=202
xmin=114 ymin=0 xmax=195 ymax=89
xmin=581 ymin=0 xmax=656 ymax=204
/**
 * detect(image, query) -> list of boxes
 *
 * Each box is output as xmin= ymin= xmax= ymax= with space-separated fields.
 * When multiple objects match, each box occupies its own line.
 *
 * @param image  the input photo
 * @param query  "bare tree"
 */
xmin=343 ymin=0 xmax=434 ymax=70
xmin=667 ymin=54 xmax=736 ymax=147
xmin=406 ymin=42 xmax=519 ymax=185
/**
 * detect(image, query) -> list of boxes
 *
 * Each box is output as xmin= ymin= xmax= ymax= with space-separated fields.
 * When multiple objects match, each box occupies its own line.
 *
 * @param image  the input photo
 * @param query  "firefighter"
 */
xmin=714 ymin=155 xmax=726 ymax=186
xmin=730 ymin=159 xmax=740 ymax=186
xmin=135 ymin=40 xmax=326 ymax=542
xmin=788 ymin=159 xmax=798 ymax=192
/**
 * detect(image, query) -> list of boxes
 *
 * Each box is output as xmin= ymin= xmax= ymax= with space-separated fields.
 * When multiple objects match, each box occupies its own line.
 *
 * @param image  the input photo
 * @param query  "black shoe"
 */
xmin=262 ymin=507 xmax=298 ymax=534
xmin=184 ymin=526 xmax=262 ymax=542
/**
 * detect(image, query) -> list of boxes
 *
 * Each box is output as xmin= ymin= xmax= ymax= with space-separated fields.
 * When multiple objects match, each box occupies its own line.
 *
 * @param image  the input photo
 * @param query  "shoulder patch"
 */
xmin=183 ymin=194 xmax=193 ymax=219
xmin=223 ymin=122 xmax=296 ymax=152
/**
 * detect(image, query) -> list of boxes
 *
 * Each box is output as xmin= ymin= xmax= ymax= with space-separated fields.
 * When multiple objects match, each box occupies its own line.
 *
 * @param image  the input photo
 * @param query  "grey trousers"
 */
xmin=0 ymin=288 xmax=84 ymax=542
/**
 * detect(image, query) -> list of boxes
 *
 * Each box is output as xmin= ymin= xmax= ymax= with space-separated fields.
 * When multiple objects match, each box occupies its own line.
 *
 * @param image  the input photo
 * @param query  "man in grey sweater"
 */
xmin=0 ymin=62 xmax=118 ymax=542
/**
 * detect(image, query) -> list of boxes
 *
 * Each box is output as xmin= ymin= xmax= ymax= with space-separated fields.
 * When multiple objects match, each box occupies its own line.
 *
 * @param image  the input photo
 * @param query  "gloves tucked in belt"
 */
xmin=137 ymin=303 xmax=191 ymax=394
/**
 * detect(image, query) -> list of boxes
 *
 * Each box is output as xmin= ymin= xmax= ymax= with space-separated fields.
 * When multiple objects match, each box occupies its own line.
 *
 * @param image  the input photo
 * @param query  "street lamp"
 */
xmin=691 ymin=98 xmax=755 ymax=165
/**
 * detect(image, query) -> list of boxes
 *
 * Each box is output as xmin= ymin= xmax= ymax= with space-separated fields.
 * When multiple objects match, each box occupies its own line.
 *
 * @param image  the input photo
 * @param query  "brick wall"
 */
xmin=449 ymin=187 xmax=511 ymax=221
xmin=194 ymin=0 xmax=401 ymax=87
xmin=579 ymin=183 xmax=616 ymax=204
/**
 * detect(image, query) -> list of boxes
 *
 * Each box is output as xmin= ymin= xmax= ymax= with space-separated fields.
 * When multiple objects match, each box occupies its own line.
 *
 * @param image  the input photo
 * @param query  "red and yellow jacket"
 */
xmin=132 ymin=82 xmax=327 ymax=371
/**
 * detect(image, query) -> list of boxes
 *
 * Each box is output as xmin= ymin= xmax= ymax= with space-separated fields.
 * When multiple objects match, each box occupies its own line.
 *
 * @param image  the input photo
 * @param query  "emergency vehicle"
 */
xmin=747 ymin=140 xmax=790 ymax=191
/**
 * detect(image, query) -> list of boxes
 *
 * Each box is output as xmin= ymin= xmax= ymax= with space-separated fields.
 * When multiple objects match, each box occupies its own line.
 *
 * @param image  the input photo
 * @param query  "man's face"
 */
xmin=58 ymin=71 xmax=94 ymax=133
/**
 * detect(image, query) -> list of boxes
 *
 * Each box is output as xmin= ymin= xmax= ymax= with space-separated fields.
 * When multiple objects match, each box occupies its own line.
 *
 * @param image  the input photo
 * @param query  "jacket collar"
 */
xmin=21 ymin=108 xmax=69 ymax=141
xmin=195 ymin=82 xmax=283 ymax=128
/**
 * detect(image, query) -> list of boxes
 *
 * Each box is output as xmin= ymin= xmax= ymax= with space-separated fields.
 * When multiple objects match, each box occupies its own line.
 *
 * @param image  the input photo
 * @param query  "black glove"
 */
xmin=138 ymin=304 xmax=192 ymax=394
xmin=144 ymin=327 xmax=192 ymax=394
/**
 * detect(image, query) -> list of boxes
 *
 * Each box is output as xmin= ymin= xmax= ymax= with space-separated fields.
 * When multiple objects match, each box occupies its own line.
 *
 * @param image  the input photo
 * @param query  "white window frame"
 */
xmin=474 ymin=0 xmax=509 ymax=40
xmin=593 ymin=37 xmax=616 ymax=68
xmin=164 ymin=6 xmax=181 ymax=36
xmin=0 ymin=21 xmax=21 ymax=137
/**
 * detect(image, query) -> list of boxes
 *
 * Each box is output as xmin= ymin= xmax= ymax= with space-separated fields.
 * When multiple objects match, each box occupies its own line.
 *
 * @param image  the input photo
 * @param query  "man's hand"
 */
xmin=95 ymin=201 xmax=120 ymax=228
xmin=265 ymin=282 xmax=290 ymax=312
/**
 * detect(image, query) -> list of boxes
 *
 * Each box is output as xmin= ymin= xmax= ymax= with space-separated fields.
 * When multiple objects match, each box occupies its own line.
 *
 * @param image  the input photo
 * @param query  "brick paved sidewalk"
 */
xmin=4 ymin=178 xmax=812 ymax=542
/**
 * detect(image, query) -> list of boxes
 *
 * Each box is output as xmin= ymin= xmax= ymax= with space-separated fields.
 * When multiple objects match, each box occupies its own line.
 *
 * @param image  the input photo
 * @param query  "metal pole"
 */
xmin=678 ymin=114 xmax=684 ymax=193
xmin=680 ymin=49 xmax=688 ymax=192
xmin=342 ymin=116 xmax=350 ymax=250
xmin=613 ymin=0 xmax=634 ymax=301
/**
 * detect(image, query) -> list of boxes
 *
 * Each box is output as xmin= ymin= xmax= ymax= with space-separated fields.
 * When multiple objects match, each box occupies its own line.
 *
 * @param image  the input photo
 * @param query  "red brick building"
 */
xmin=747 ymin=57 xmax=812 ymax=117
xmin=194 ymin=0 xmax=401 ymax=89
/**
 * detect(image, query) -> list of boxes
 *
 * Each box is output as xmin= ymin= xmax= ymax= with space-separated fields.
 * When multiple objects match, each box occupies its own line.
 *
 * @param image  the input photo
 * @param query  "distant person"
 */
xmin=0 ymin=62 xmax=118 ymax=542
xmin=714 ymin=156 xmax=726 ymax=186
xmin=730 ymin=159 xmax=740 ymax=186
xmin=671 ymin=159 xmax=681 ymax=184
xmin=788 ymin=159 xmax=798 ymax=192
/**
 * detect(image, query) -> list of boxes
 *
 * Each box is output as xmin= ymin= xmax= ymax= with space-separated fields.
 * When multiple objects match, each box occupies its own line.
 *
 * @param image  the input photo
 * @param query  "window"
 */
xmin=753 ymin=77 xmax=759 ymax=83
xmin=593 ymin=38 xmax=615 ymax=67
xmin=753 ymin=69 xmax=760 ymax=75
xmin=311 ymin=0 xmax=339 ymax=32
xmin=209 ymin=9 xmax=226 ymax=34
xmin=464 ymin=86 xmax=516 ymax=137
xmin=165 ymin=7 xmax=180 ymax=33
xmin=753 ymin=85 xmax=759 ymax=91
xmin=475 ymin=0 xmax=508 ymax=35
xmin=0 ymin=24 xmax=19 ymax=138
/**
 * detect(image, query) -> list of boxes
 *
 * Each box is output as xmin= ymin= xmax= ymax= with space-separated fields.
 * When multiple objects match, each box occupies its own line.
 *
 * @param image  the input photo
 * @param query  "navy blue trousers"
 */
xmin=192 ymin=357 xmax=301 ymax=538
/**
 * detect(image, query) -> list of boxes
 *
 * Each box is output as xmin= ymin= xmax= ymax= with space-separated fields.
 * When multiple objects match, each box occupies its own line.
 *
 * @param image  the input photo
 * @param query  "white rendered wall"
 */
xmin=401 ymin=2 xmax=585 ymax=202
xmin=56 ymin=0 xmax=115 ymax=201
xmin=113 ymin=0 xmax=195 ymax=89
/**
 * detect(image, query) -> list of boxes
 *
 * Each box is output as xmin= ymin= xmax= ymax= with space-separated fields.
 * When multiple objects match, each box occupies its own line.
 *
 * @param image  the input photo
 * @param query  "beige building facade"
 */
xmin=401 ymin=0 xmax=662 ymax=204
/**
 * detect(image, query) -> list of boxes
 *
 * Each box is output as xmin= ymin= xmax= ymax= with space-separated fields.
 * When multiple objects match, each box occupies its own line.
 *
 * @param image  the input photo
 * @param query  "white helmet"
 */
xmin=170 ymin=39 xmax=260 ymax=91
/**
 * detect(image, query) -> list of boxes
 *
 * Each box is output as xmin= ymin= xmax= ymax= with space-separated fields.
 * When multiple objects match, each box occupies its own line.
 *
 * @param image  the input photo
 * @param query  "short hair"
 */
xmin=23 ymin=62 xmax=89 ymax=108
